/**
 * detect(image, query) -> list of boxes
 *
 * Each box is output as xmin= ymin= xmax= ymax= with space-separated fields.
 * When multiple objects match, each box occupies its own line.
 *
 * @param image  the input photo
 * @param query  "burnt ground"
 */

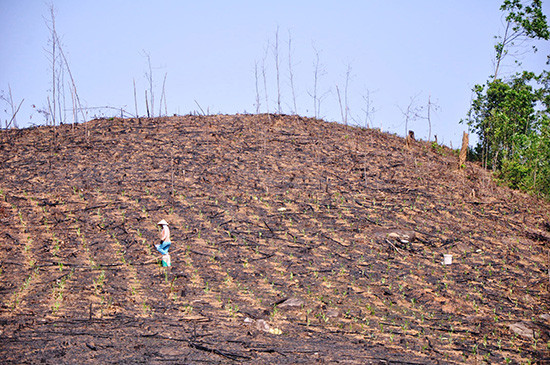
xmin=1 ymin=114 xmax=550 ymax=364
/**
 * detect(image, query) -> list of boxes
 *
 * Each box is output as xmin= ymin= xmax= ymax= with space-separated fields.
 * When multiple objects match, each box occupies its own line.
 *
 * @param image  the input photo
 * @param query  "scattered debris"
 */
xmin=386 ymin=230 xmax=416 ymax=243
xmin=256 ymin=319 xmax=270 ymax=332
xmin=374 ymin=229 xmax=416 ymax=244
xmin=277 ymin=297 xmax=304 ymax=309
xmin=326 ymin=308 xmax=340 ymax=318
xmin=245 ymin=318 xmax=283 ymax=335
xmin=509 ymin=322 xmax=538 ymax=339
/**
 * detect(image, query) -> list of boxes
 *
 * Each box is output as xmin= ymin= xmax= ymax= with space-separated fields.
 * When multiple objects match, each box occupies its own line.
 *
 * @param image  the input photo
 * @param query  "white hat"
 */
xmin=157 ymin=219 xmax=169 ymax=226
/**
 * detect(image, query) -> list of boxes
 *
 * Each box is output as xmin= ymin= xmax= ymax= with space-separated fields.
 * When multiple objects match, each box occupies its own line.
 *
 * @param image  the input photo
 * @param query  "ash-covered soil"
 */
xmin=1 ymin=114 xmax=550 ymax=364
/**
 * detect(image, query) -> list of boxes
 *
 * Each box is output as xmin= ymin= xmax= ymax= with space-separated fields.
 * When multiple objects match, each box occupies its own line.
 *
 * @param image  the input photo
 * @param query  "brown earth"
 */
xmin=1 ymin=114 xmax=550 ymax=364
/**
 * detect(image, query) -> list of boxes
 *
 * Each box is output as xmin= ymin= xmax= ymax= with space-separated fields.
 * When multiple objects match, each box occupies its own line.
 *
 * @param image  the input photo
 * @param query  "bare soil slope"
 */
xmin=1 ymin=114 xmax=550 ymax=364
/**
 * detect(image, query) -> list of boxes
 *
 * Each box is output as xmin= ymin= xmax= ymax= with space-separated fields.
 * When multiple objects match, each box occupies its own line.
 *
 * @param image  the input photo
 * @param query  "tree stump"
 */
xmin=459 ymin=131 xmax=468 ymax=168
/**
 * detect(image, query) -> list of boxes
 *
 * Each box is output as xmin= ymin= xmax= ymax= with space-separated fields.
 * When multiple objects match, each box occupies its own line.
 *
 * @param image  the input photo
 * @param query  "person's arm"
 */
xmin=160 ymin=226 xmax=169 ymax=241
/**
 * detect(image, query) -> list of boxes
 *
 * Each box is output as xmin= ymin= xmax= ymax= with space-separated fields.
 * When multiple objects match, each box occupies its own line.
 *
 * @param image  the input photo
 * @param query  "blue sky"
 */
xmin=1 ymin=1 xmax=549 ymax=147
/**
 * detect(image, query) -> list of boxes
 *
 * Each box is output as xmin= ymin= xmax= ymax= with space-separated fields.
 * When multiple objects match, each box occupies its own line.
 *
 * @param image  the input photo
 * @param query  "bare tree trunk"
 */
xmin=6 ymin=96 xmax=24 ymax=129
xmin=361 ymin=90 xmax=375 ymax=129
xmin=145 ymin=90 xmax=150 ymax=118
xmin=159 ymin=72 xmax=167 ymax=117
xmin=493 ymin=21 xmax=511 ymax=82
xmin=288 ymin=31 xmax=297 ymax=115
xmin=54 ymin=36 xmax=86 ymax=126
xmin=144 ymin=51 xmax=154 ymax=117
xmin=46 ymin=6 xmax=86 ymax=129
xmin=60 ymin=64 xmax=67 ymax=124
xmin=70 ymin=83 xmax=76 ymax=128
xmin=47 ymin=96 xmax=53 ymax=126
xmin=133 ymin=78 xmax=139 ymax=118
xmin=8 ymin=85 xmax=18 ymax=128
xmin=427 ymin=95 xmax=432 ymax=141
xmin=164 ymin=92 xmax=168 ymax=116
xmin=344 ymin=64 xmax=351 ymax=126
xmin=313 ymin=49 xmax=320 ymax=119
xmin=336 ymin=85 xmax=344 ymax=124
xmin=254 ymin=61 xmax=261 ymax=114
xmin=262 ymin=41 xmax=270 ymax=114
xmin=50 ymin=6 xmax=57 ymax=126
xmin=274 ymin=26 xmax=281 ymax=114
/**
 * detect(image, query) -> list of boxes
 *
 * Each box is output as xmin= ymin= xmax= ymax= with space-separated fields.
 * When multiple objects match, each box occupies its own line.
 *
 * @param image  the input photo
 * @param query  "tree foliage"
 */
xmin=465 ymin=0 xmax=550 ymax=198
xmin=467 ymin=71 xmax=550 ymax=197
xmin=494 ymin=0 xmax=549 ymax=79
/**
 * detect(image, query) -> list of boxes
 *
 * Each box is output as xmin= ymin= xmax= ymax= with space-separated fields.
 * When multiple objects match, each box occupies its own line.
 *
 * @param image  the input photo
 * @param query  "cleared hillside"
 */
xmin=1 ymin=114 xmax=550 ymax=363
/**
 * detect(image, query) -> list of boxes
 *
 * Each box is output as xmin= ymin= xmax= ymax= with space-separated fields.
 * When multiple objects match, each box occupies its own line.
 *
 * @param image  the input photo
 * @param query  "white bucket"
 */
xmin=443 ymin=254 xmax=452 ymax=265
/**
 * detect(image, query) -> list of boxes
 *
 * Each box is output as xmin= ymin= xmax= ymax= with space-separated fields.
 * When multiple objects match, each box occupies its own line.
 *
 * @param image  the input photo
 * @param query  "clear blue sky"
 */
xmin=1 ymin=1 xmax=549 ymax=147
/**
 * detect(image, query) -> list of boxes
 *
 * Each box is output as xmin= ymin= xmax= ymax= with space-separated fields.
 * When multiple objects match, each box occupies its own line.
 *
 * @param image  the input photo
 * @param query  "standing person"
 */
xmin=156 ymin=219 xmax=171 ymax=267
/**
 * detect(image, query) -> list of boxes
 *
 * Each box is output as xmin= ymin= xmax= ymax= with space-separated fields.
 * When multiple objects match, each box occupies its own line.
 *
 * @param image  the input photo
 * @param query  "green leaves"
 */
xmin=464 ymin=1 xmax=550 ymax=198
xmin=466 ymin=71 xmax=550 ymax=198
xmin=493 ymin=0 xmax=549 ymax=80
xmin=501 ymin=0 xmax=550 ymax=40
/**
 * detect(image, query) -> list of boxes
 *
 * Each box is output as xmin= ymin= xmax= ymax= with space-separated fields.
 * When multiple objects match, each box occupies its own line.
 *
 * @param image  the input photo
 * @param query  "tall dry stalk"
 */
xmin=262 ymin=41 xmax=270 ymax=114
xmin=45 ymin=5 xmax=86 ymax=137
xmin=336 ymin=85 xmax=344 ymax=123
xmin=312 ymin=47 xmax=320 ymax=119
xmin=254 ymin=61 xmax=261 ymax=114
xmin=273 ymin=26 xmax=281 ymax=114
xmin=1 ymin=85 xmax=24 ymax=129
xmin=145 ymin=90 xmax=150 ymax=118
xmin=8 ymin=85 xmax=21 ymax=128
xmin=424 ymin=95 xmax=440 ymax=142
xmin=310 ymin=46 xmax=327 ymax=119
xmin=288 ymin=30 xmax=297 ymax=115
xmin=133 ymin=78 xmax=139 ymax=118
xmin=399 ymin=93 xmax=422 ymax=139
xmin=361 ymin=90 xmax=375 ymax=129
xmin=143 ymin=51 xmax=154 ymax=117
xmin=48 ymin=5 xmax=57 ymax=126
xmin=344 ymin=64 xmax=351 ymax=126
xmin=159 ymin=72 xmax=168 ymax=116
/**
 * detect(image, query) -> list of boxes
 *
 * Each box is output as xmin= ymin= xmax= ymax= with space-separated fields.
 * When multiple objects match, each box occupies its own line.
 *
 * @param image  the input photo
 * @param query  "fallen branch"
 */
xmin=189 ymin=342 xmax=251 ymax=361
xmin=6 ymin=99 xmax=24 ymax=129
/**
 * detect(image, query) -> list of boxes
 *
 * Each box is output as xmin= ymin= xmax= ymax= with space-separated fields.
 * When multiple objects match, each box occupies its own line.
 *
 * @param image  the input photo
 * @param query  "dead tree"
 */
xmin=361 ymin=90 xmax=376 ymax=129
xmin=1 ymin=85 xmax=23 ymax=129
xmin=261 ymin=40 xmax=270 ymax=114
xmin=288 ymin=30 xmax=297 ymax=115
xmin=159 ymin=72 xmax=168 ymax=117
xmin=310 ymin=46 xmax=328 ymax=119
xmin=46 ymin=5 xmax=58 ymax=126
xmin=143 ymin=51 xmax=155 ymax=117
xmin=254 ymin=61 xmax=261 ymax=114
xmin=273 ymin=26 xmax=281 ymax=114
xmin=133 ymin=78 xmax=139 ymax=118
xmin=344 ymin=64 xmax=352 ymax=126
xmin=399 ymin=93 xmax=423 ymax=142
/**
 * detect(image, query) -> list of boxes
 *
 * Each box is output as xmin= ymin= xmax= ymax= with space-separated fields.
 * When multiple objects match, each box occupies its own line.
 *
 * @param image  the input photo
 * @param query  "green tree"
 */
xmin=467 ymin=71 xmax=550 ymax=196
xmin=464 ymin=0 xmax=550 ymax=198
xmin=493 ymin=0 xmax=549 ymax=80
xmin=467 ymin=72 xmax=538 ymax=169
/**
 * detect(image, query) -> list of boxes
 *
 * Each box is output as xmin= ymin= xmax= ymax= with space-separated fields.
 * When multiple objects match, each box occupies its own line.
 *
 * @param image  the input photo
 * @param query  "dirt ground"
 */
xmin=1 ymin=114 xmax=550 ymax=364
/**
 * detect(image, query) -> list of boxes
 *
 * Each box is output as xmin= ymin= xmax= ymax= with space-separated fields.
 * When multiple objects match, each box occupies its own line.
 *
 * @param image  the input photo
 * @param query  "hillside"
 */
xmin=1 ymin=114 xmax=550 ymax=363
